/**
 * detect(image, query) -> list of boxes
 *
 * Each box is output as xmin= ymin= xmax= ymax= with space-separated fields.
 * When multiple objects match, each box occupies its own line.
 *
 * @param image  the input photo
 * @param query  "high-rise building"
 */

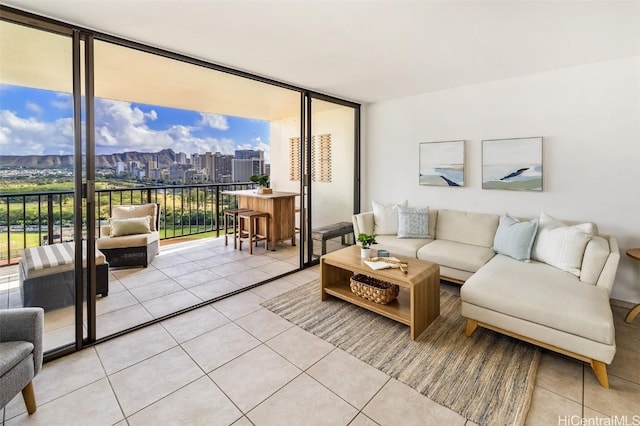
xmin=213 ymin=152 xmax=233 ymax=182
xmin=116 ymin=161 xmax=125 ymax=176
xmin=191 ymin=153 xmax=202 ymax=171
xmin=175 ymin=152 xmax=187 ymax=165
xmin=204 ymin=152 xmax=214 ymax=179
xmin=234 ymin=149 xmax=265 ymax=175
xmin=145 ymin=160 xmax=157 ymax=178
xmin=232 ymin=158 xmax=263 ymax=182
xmin=169 ymin=163 xmax=190 ymax=182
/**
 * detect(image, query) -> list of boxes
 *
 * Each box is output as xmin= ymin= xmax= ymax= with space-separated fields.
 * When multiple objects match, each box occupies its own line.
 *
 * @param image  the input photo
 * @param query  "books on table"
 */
xmin=364 ymin=257 xmax=402 ymax=270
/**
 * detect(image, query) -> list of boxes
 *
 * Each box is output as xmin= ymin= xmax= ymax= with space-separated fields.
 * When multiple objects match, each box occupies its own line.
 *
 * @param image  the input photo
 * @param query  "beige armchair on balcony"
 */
xmin=97 ymin=203 xmax=160 ymax=268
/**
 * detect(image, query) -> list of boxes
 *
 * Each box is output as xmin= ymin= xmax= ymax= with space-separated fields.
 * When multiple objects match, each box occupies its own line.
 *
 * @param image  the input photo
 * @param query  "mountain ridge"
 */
xmin=0 ymin=148 xmax=177 ymax=168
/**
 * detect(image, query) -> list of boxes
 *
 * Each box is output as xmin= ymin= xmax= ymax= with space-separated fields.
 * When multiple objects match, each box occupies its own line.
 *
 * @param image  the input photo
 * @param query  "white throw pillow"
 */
xmin=110 ymin=216 xmax=151 ymax=237
xmin=372 ymin=200 xmax=407 ymax=235
xmin=531 ymin=213 xmax=595 ymax=276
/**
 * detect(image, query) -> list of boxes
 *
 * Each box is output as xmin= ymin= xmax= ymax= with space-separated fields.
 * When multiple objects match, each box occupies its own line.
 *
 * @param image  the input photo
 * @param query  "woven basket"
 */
xmin=350 ymin=274 xmax=399 ymax=305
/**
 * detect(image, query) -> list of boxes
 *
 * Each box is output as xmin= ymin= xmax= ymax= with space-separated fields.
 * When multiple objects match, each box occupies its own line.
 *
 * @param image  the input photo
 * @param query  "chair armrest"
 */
xmin=596 ymin=236 xmax=620 ymax=294
xmin=352 ymin=212 xmax=375 ymax=240
xmin=0 ymin=308 xmax=44 ymax=374
xmin=100 ymin=225 xmax=111 ymax=237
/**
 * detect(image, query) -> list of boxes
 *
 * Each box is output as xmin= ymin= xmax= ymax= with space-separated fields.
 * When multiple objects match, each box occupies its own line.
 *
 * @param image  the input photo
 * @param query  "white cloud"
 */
xmin=93 ymin=100 xmax=240 ymax=156
xmin=0 ymin=110 xmax=72 ymax=155
xmin=51 ymin=93 xmax=72 ymax=110
xmin=198 ymin=113 xmax=229 ymax=130
xmin=0 ymin=98 xmax=267 ymax=159
xmin=25 ymin=102 xmax=43 ymax=115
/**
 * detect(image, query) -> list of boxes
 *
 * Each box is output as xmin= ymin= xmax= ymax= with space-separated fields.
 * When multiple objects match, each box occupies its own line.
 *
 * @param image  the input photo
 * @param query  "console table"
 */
xmin=625 ymin=248 xmax=640 ymax=324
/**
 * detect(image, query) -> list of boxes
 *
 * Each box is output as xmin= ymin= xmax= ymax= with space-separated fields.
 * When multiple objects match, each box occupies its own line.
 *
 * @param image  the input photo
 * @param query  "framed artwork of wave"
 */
xmin=482 ymin=137 xmax=543 ymax=191
xmin=419 ymin=140 xmax=465 ymax=187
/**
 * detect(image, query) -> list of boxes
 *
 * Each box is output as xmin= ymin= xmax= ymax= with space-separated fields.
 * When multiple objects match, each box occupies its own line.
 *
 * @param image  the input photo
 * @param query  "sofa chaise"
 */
xmin=353 ymin=205 xmax=620 ymax=387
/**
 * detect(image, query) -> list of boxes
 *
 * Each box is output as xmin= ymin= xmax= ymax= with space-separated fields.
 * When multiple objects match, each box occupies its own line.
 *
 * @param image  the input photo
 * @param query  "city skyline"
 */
xmin=0 ymin=84 xmax=271 ymax=161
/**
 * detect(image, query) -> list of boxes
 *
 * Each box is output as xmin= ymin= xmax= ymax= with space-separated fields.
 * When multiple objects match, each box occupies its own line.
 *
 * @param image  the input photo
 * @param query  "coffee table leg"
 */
xmin=410 ymin=272 xmax=440 ymax=340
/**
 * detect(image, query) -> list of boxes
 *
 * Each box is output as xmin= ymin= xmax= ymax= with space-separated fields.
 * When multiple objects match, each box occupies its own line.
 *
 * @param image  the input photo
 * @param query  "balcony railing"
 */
xmin=0 ymin=182 xmax=256 ymax=265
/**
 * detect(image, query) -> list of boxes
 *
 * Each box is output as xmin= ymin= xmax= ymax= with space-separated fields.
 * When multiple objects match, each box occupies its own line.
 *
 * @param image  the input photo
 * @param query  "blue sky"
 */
xmin=0 ymin=84 xmax=271 ymax=160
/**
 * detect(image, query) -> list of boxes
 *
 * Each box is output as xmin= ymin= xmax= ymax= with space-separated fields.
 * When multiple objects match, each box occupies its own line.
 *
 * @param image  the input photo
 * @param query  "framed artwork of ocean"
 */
xmin=482 ymin=137 xmax=543 ymax=191
xmin=419 ymin=140 xmax=465 ymax=187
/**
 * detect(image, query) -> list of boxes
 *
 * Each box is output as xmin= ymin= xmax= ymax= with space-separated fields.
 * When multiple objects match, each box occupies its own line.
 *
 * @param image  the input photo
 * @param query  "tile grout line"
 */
xmin=94 ymin=344 xmax=129 ymax=424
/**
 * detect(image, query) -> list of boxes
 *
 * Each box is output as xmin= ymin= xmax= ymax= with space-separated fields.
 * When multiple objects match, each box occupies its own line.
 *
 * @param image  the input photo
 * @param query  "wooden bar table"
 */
xmin=223 ymin=189 xmax=298 ymax=251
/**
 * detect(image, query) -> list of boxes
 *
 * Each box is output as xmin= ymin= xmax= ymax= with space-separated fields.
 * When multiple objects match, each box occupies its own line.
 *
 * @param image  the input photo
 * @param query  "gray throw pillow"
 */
xmin=397 ymin=206 xmax=430 ymax=239
xmin=493 ymin=214 xmax=539 ymax=262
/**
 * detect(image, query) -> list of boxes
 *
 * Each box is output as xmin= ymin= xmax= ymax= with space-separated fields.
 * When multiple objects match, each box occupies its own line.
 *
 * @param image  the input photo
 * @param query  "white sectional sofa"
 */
xmin=352 ymin=207 xmax=620 ymax=388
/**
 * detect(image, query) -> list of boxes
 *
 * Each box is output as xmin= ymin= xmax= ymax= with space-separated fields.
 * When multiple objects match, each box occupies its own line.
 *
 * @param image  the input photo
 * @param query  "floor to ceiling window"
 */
xmin=0 ymin=7 xmax=360 ymax=359
xmin=0 ymin=19 xmax=87 ymax=354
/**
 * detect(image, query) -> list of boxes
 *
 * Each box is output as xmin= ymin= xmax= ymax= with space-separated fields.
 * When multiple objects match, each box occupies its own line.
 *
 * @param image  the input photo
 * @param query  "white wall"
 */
xmin=364 ymin=56 xmax=640 ymax=303
xmin=270 ymin=106 xmax=355 ymax=228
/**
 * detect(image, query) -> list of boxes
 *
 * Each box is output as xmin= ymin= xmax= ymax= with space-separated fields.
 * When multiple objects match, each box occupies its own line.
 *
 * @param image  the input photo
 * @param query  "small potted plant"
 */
xmin=250 ymin=174 xmax=272 ymax=194
xmin=357 ymin=233 xmax=377 ymax=258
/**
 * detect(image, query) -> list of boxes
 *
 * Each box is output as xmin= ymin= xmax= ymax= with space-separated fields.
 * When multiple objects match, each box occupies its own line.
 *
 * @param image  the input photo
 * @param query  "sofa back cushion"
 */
xmin=112 ymin=203 xmax=158 ymax=231
xmin=372 ymin=200 xmax=407 ymax=235
xmin=436 ymin=209 xmax=499 ymax=247
xmin=580 ymin=236 xmax=611 ymax=285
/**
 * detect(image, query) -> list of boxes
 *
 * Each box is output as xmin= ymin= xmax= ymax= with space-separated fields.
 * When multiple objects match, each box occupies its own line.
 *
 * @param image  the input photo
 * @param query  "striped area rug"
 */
xmin=262 ymin=281 xmax=540 ymax=426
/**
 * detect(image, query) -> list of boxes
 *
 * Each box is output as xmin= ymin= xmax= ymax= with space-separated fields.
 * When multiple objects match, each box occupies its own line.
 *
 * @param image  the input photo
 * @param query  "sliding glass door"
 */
xmin=0 ymin=20 xmax=94 ymax=355
xmin=1 ymin=7 xmax=360 ymax=360
xmin=305 ymin=96 xmax=359 ymax=262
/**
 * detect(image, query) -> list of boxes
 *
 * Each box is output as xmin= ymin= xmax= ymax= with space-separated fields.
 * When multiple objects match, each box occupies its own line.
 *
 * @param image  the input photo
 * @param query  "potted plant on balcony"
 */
xmin=250 ymin=174 xmax=272 ymax=194
xmin=357 ymin=233 xmax=377 ymax=258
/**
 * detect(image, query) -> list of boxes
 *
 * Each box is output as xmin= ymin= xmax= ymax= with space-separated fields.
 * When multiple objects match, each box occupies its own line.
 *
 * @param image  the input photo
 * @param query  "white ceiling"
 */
xmin=2 ymin=0 xmax=639 ymax=104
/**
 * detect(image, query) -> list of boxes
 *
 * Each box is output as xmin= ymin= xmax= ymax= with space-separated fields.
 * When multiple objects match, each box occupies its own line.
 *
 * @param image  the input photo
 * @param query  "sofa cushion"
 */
xmin=97 ymin=231 xmax=159 ymax=249
xmin=531 ymin=213 xmax=595 ymax=277
xmin=109 ymin=216 xmax=151 ymax=237
xmin=372 ymin=200 xmax=407 ymax=235
xmin=20 ymin=242 xmax=107 ymax=279
xmin=417 ymin=240 xmax=496 ymax=273
xmin=397 ymin=206 xmax=430 ymax=239
xmin=112 ymin=203 xmax=158 ymax=231
xmin=493 ymin=214 xmax=538 ymax=262
xmin=436 ymin=209 xmax=499 ymax=247
xmin=374 ymin=235 xmax=432 ymax=258
xmin=462 ymin=254 xmax=614 ymax=345
xmin=580 ymin=236 xmax=611 ymax=285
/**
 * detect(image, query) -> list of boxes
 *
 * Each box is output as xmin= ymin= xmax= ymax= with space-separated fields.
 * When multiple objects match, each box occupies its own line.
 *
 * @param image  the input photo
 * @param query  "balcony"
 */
xmin=0 ymin=183 xmax=343 ymax=353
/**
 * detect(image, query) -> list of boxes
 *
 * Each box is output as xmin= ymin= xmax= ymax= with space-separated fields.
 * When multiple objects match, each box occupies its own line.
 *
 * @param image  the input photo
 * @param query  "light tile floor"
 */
xmin=2 ymin=265 xmax=639 ymax=425
xmin=0 ymin=236 xmax=311 ymax=352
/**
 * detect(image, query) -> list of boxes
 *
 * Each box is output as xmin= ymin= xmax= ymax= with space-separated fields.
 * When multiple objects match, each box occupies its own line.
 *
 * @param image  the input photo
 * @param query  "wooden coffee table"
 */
xmin=321 ymin=245 xmax=440 ymax=340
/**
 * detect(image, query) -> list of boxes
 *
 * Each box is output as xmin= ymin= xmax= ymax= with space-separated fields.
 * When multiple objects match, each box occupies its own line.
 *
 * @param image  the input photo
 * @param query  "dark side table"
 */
xmin=625 ymin=248 xmax=640 ymax=324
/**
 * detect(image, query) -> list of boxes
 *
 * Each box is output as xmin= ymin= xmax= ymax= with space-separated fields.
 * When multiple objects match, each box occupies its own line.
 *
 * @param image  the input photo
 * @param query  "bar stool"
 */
xmin=238 ymin=210 xmax=269 ymax=254
xmin=224 ymin=208 xmax=250 ymax=249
